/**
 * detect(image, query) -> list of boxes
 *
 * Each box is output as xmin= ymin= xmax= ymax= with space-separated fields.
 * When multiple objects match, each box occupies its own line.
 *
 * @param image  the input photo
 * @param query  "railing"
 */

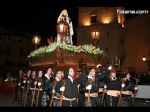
xmin=135 ymin=85 xmax=150 ymax=99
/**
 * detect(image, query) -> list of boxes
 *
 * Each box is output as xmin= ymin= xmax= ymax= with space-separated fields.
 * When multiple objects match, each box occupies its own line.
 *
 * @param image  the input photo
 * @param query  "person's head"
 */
xmin=23 ymin=73 xmax=27 ymax=77
xmin=77 ymin=68 xmax=81 ymax=75
xmin=32 ymin=71 xmax=36 ymax=78
xmin=19 ymin=70 xmax=23 ymax=75
xmin=96 ymin=63 xmax=103 ymax=72
xmin=61 ymin=71 xmax=64 ymax=79
xmin=64 ymin=68 xmax=75 ymax=79
xmin=89 ymin=68 xmax=96 ymax=77
xmin=126 ymin=73 xmax=131 ymax=80
xmin=38 ymin=70 xmax=43 ymax=78
xmin=110 ymin=68 xmax=116 ymax=78
xmin=19 ymin=70 xmax=23 ymax=78
xmin=56 ymin=70 xmax=62 ymax=80
xmin=68 ymin=68 xmax=75 ymax=77
xmin=27 ymin=70 xmax=31 ymax=77
xmin=64 ymin=68 xmax=74 ymax=77
xmin=47 ymin=68 xmax=52 ymax=76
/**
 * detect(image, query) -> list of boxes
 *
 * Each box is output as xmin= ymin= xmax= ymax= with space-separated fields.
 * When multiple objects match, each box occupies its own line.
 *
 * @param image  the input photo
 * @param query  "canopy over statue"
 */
xmin=57 ymin=9 xmax=74 ymax=45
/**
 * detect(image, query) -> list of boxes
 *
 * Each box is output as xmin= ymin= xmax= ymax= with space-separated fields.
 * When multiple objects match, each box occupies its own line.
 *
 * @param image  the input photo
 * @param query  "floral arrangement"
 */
xmin=46 ymin=42 xmax=58 ymax=53
xmin=28 ymin=46 xmax=47 ymax=58
xmin=28 ymin=42 xmax=103 ymax=58
xmin=81 ymin=44 xmax=103 ymax=55
xmin=59 ymin=42 xmax=80 ymax=53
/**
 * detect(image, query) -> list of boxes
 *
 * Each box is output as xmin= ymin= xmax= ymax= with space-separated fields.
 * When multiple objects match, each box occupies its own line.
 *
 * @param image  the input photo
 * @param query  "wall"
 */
xmin=124 ymin=14 xmax=150 ymax=72
xmin=77 ymin=7 xmax=124 ymax=64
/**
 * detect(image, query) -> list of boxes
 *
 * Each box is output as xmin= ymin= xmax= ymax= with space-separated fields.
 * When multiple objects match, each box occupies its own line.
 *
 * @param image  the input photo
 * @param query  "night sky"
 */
xmin=0 ymin=0 xmax=148 ymax=45
xmin=0 ymin=6 xmax=78 ymax=44
xmin=0 ymin=7 xmax=137 ymax=35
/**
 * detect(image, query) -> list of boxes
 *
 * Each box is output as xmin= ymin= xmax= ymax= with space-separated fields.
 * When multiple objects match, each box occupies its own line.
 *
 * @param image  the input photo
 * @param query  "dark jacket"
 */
xmin=56 ymin=78 xmax=79 ymax=98
xmin=42 ymin=76 xmax=54 ymax=96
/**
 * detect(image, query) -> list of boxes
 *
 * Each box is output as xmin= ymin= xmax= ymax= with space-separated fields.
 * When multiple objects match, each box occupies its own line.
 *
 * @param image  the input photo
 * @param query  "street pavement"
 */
xmin=0 ymin=92 xmax=150 ymax=107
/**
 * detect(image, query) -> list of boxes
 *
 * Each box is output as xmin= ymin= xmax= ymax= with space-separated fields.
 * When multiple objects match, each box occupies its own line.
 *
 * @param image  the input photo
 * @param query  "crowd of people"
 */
xmin=13 ymin=64 xmax=144 ymax=107
xmin=136 ymin=71 xmax=150 ymax=85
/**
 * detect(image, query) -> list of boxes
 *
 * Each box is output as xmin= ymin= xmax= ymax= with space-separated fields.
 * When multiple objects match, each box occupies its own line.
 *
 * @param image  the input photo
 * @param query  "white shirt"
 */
xmin=55 ymin=77 xmax=60 ymax=82
xmin=110 ymin=76 xmax=117 ymax=81
xmin=87 ymin=75 xmax=95 ymax=81
xmin=68 ymin=75 xmax=73 ymax=83
xmin=45 ymin=73 xmax=52 ymax=80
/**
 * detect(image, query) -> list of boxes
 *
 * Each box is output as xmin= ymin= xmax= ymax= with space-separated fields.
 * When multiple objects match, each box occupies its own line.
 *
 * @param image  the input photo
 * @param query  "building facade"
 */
xmin=77 ymin=7 xmax=125 ymax=66
xmin=76 ymin=7 xmax=150 ymax=72
xmin=124 ymin=14 xmax=150 ymax=72
xmin=0 ymin=28 xmax=34 ymax=74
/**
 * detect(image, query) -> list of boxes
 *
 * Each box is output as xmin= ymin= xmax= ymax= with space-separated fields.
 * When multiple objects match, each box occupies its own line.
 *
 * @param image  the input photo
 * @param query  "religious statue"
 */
xmin=57 ymin=9 xmax=74 ymax=45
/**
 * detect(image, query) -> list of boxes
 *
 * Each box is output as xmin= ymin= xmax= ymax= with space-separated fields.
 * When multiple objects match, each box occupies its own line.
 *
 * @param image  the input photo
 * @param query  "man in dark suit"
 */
xmin=104 ymin=68 xmax=121 ymax=107
xmin=41 ymin=68 xmax=54 ymax=106
xmin=56 ymin=67 xmax=86 ymax=107
xmin=51 ymin=70 xmax=63 ymax=107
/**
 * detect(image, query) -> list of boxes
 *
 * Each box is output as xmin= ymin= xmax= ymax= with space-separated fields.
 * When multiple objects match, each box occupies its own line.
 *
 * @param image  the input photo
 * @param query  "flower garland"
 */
xmin=82 ymin=44 xmax=103 ymax=55
xmin=28 ymin=42 xmax=103 ymax=58
xmin=28 ymin=46 xmax=47 ymax=58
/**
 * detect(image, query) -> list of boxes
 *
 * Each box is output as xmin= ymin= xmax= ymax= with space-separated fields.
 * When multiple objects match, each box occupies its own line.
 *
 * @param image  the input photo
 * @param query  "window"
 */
xmin=91 ymin=15 xmax=97 ymax=24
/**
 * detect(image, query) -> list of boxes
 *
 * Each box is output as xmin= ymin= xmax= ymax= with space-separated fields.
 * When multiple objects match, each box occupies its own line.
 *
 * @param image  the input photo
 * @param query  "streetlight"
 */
xmin=142 ymin=56 xmax=150 ymax=71
xmin=32 ymin=34 xmax=41 ymax=49
xmin=142 ymin=56 xmax=147 ymax=62
xmin=56 ymin=19 xmax=69 ymax=43
xmin=91 ymin=30 xmax=100 ymax=46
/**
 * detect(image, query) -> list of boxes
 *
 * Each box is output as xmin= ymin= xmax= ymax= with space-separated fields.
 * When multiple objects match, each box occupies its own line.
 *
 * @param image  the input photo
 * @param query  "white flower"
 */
xmin=28 ymin=40 xmax=103 ymax=58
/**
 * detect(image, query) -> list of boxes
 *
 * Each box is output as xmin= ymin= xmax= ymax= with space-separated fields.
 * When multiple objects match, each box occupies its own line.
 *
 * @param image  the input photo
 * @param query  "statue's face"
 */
xmin=63 ymin=10 xmax=68 ymax=16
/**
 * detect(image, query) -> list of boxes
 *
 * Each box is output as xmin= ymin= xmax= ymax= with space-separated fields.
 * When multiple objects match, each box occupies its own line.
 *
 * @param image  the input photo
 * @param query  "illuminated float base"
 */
xmin=29 ymin=47 xmax=101 ymax=70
